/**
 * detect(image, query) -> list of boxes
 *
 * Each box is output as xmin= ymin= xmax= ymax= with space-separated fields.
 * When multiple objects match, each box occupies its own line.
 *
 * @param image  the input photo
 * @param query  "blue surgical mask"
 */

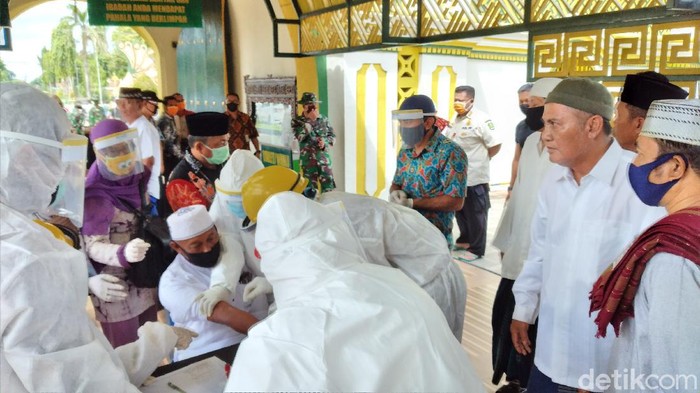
xmin=400 ymin=124 xmax=425 ymax=148
xmin=628 ymin=153 xmax=685 ymax=206
xmin=223 ymin=194 xmax=246 ymax=219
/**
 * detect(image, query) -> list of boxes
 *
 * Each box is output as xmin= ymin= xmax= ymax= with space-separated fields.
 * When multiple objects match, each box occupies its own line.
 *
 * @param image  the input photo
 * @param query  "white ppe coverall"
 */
xmin=0 ymin=82 xmax=178 ymax=392
xmin=319 ymin=191 xmax=466 ymax=340
xmin=225 ymin=192 xmax=484 ymax=392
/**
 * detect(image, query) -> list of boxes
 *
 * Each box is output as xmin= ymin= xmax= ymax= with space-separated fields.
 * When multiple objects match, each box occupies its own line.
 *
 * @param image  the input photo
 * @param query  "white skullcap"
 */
xmin=216 ymin=149 xmax=264 ymax=194
xmin=530 ymin=78 xmax=563 ymax=99
xmin=640 ymin=99 xmax=700 ymax=146
xmin=167 ymin=204 xmax=214 ymax=241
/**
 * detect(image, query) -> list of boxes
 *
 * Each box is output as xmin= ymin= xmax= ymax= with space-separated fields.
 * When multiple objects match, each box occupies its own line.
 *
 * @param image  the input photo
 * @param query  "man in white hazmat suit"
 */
xmin=225 ymin=192 xmax=484 ymax=392
xmin=0 ymin=82 xmax=196 ymax=392
xmin=208 ymin=154 xmax=467 ymax=340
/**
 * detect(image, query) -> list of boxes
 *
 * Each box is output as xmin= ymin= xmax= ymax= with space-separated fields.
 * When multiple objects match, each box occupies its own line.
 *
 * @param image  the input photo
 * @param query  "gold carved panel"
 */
xmin=421 ymin=0 xmax=524 ymax=37
xmin=388 ymin=0 xmax=418 ymax=38
xmin=531 ymin=0 xmax=667 ymax=22
xmin=533 ymin=20 xmax=700 ymax=78
xmin=301 ymin=8 xmax=348 ymax=52
xmin=350 ymin=0 xmax=383 ymax=46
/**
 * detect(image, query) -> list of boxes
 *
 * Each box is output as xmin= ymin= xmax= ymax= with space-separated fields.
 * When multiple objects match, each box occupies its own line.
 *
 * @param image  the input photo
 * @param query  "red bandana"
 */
xmin=589 ymin=207 xmax=700 ymax=338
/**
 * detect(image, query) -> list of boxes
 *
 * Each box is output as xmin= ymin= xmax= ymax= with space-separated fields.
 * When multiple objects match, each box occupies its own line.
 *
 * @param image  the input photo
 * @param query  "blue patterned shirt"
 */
xmin=392 ymin=130 xmax=468 ymax=242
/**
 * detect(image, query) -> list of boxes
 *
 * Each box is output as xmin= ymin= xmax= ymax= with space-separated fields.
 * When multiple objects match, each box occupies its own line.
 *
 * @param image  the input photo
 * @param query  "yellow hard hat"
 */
xmin=241 ymin=166 xmax=309 ymax=223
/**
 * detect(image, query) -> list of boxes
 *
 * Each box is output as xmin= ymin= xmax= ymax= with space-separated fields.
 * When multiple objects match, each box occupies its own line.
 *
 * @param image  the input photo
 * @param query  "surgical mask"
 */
xmin=181 ymin=241 xmax=221 ymax=268
xmin=226 ymin=103 xmax=238 ymax=112
xmin=400 ymin=124 xmax=425 ymax=148
xmin=202 ymin=144 xmax=230 ymax=165
xmin=628 ymin=153 xmax=685 ymax=206
xmin=166 ymin=106 xmax=179 ymax=117
xmin=453 ymin=102 xmax=466 ymax=114
xmin=177 ymin=101 xmax=186 ymax=110
xmin=525 ymin=106 xmax=545 ymax=130
xmin=519 ymin=104 xmax=529 ymax=115
xmin=149 ymin=104 xmax=158 ymax=117
xmin=102 ymin=152 xmax=138 ymax=176
xmin=223 ymin=194 xmax=246 ymax=219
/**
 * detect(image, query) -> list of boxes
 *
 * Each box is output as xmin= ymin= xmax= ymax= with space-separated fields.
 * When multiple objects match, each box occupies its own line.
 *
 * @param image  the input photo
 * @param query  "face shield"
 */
xmin=392 ymin=109 xmax=427 ymax=148
xmin=0 ymin=130 xmax=88 ymax=227
xmin=93 ymin=128 xmax=144 ymax=181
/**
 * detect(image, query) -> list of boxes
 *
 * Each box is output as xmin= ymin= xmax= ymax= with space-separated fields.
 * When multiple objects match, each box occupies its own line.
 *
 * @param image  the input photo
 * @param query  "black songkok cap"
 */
xmin=186 ymin=112 xmax=229 ymax=137
xmin=119 ymin=87 xmax=143 ymax=100
xmin=141 ymin=90 xmax=162 ymax=103
xmin=620 ymin=73 xmax=689 ymax=110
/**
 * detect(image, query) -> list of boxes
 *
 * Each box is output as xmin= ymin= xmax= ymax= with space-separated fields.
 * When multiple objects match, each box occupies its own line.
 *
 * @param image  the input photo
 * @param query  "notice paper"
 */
xmin=140 ymin=356 xmax=228 ymax=393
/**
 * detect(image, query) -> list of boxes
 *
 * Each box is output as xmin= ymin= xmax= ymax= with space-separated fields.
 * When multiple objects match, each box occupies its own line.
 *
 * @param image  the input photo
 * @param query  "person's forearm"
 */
xmin=488 ymin=144 xmax=501 ymax=158
xmin=252 ymin=138 xmax=260 ymax=152
xmin=509 ymin=144 xmax=522 ymax=187
xmin=208 ymin=302 xmax=258 ymax=334
xmin=412 ymin=194 xmax=463 ymax=212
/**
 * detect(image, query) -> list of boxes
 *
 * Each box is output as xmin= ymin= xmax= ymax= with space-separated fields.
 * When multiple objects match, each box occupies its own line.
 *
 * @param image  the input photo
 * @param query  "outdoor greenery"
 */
xmin=35 ymin=2 xmax=157 ymax=104
xmin=0 ymin=58 xmax=15 ymax=82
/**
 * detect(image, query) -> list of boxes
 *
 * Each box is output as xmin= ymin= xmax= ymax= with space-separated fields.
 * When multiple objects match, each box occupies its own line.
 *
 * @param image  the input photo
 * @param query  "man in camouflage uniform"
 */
xmin=69 ymin=104 xmax=87 ymax=134
xmin=292 ymin=92 xmax=336 ymax=192
xmin=88 ymin=99 xmax=106 ymax=128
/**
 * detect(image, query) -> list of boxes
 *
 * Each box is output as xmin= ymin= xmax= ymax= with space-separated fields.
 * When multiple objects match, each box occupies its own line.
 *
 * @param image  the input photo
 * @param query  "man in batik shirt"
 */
xmin=224 ymin=93 xmax=260 ymax=156
xmin=390 ymin=95 xmax=468 ymax=245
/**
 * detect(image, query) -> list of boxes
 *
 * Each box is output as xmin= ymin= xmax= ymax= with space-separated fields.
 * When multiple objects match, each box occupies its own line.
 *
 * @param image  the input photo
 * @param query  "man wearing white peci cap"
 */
xmin=159 ymin=205 xmax=268 ymax=361
xmin=590 ymin=99 xmax=700 ymax=393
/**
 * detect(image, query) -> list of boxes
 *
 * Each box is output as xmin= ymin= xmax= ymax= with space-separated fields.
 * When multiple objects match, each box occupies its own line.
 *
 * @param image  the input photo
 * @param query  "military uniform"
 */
xmin=88 ymin=105 xmax=106 ymax=127
xmin=293 ymin=115 xmax=336 ymax=192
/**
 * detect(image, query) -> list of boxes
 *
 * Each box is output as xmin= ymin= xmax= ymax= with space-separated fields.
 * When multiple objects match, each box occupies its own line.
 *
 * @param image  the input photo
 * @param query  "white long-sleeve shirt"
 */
xmin=606 ymin=253 xmax=700 ymax=393
xmin=512 ymin=140 xmax=665 ymax=390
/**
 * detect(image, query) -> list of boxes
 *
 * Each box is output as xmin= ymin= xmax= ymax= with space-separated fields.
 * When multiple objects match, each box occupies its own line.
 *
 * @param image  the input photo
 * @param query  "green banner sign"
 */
xmin=88 ymin=0 xmax=202 ymax=27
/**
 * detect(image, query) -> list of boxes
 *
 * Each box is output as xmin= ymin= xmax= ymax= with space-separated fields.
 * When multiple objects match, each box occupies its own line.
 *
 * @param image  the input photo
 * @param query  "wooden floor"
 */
xmin=459 ymin=261 xmax=502 ymax=392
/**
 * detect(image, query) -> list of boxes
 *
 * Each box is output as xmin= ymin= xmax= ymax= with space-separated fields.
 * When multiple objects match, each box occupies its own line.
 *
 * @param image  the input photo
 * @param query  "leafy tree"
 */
xmin=0 ymin=58 xmax=15 ymax=82
xmin=46 ymin=19 xmax=79 ymax=98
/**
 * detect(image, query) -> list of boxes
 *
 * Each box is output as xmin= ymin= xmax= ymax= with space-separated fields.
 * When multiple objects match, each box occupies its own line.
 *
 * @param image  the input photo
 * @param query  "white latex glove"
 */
xmin=124 ymin=238 xmax=150 ymax=263
xmin=193 ymin=285 xmax=231 ymax=317
xmin=171 ymin=326 xmax=198 ymax=350
xmin=390 ymin=189 xmax=407 ymax=204
xmin=88 ymin=274 xmax=127 ymax=302
xmin=395 ymin=191 xmax=413 ymax=208
xmin=243 ymin=277 xmax=273 ymax=303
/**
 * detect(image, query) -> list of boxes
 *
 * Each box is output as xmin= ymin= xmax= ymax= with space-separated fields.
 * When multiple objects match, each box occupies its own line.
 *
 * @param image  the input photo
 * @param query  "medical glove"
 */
xmin=124 ymin=238 xmax=150 ymax=262
xmin=88 ymin=274 xmax=127 ymax=302
xmin=171 ymin=326 xmax=199 ymax=350
xmin=390 ymin=189 xmax=407 ymax=204
xmin=397 ymin=195 xmax=414 ymax=208
xmin=243 ymin=277 xmax=273 ymax=303
xmin=194 ymin=285 xmax=232 ymax=317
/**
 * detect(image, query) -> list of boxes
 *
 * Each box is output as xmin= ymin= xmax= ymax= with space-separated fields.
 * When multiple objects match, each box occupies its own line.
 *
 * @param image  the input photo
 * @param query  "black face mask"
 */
xmin=226 ymin=103 xmax=238 ymax=112
xmin=519 ymin=104 xmax=529 ymax=115
xmin=181 ymin=241 xmax=221 ymax=268
xmin=525 ymin=106 xmax=545 ymax=130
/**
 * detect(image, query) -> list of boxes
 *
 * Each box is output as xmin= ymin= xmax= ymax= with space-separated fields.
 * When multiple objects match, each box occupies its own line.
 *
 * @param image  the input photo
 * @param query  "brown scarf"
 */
xmin=589 ymin=207 xmax=700 ymax=338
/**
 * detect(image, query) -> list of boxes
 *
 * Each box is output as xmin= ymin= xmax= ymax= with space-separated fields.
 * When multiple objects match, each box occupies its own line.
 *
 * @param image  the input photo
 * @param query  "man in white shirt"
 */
xmin=160 ymin=205 xmax=268 ymax=361
xmin=444 ymin=85 xmax=501 ymax=256
xmin=117 ymin=87 xmax=163 ymax=215
xmin=510 ymin=78 xmax=664 ymax=392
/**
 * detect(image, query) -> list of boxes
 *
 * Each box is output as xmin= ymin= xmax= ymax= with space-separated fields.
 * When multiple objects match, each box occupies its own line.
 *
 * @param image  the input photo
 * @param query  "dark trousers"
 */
xmin=491 ymin=278 xmax=537 ymax=386
xmin=528 ymin=365 xmax=579 ymax=393
xmin=455 ymin=183 xmax=490 ymax=256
